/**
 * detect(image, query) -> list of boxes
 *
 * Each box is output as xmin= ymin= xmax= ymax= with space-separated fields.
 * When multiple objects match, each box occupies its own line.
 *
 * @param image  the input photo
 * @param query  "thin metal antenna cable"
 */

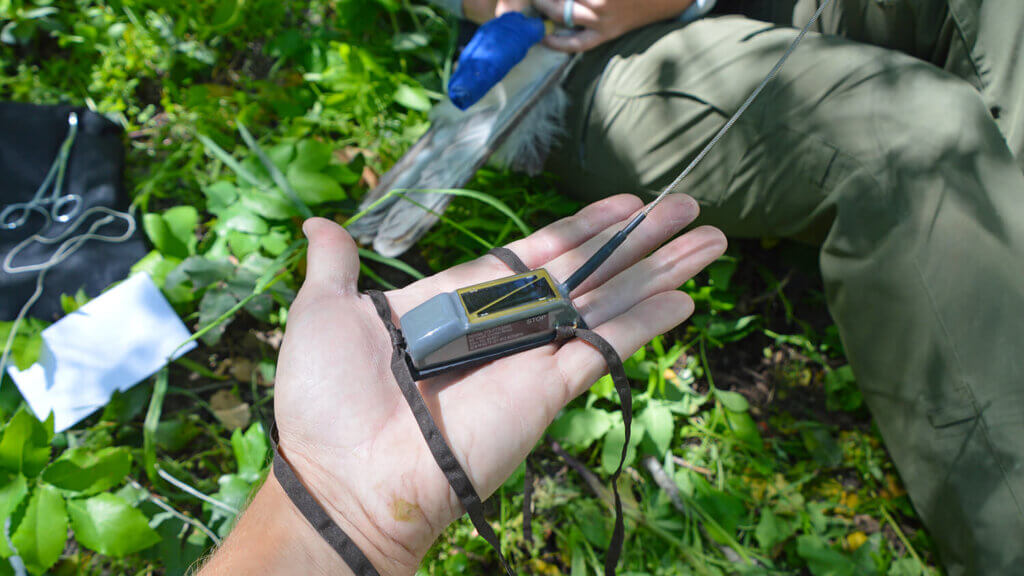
xmin=645 ymin=0 xmax=833 ymax=215
xmin=564 ymin=0 xmax=833 ymax=293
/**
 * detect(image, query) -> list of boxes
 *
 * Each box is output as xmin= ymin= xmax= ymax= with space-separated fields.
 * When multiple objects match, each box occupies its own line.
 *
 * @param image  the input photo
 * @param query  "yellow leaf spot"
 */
xmin=846 ymin=531 xmax=868 ymax=551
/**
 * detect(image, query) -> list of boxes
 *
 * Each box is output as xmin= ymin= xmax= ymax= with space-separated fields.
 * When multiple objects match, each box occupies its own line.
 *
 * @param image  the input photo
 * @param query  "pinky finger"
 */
xmin=554 ymin=290 xmax=695 ymax=402
xmin=543 ymin=29 xmax=605 ymax=53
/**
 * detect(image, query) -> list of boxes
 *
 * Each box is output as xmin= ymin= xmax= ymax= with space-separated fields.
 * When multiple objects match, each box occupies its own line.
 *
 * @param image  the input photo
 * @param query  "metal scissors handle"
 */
xmin=1 ymin=112 xmax=82 ymax=230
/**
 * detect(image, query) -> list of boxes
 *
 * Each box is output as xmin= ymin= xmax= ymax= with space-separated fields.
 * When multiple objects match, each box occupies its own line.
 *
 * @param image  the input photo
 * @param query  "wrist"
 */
xmin=276 ymin=443 xmax=427 ymax=576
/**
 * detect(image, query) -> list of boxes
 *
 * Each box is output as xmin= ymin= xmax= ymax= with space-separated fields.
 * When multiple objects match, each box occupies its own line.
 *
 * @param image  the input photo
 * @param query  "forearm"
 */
xmin=196 ymin=473 xmax=419 ymax=576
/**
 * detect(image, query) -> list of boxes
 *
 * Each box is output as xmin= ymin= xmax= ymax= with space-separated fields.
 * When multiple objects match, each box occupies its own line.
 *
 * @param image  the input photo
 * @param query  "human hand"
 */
xmin=462 ymin=0 xmax=532 ymax=23
xmin=534 ymin=0 xmax=695 ymax=52
xmin=272 ymin=194 xmax=725 ymax=574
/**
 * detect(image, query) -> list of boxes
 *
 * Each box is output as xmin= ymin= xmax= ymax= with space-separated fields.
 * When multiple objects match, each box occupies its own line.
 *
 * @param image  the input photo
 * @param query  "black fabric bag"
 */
xmin=0 ymin=102 xmax=147 ymax=321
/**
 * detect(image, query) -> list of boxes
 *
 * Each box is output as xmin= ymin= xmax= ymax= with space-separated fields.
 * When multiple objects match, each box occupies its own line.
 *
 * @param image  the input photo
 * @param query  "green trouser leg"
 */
xmin=545 ymin=10 xmax=1024 ymax=576
xmin=789 ymin=0 xmax=1024 ymax=173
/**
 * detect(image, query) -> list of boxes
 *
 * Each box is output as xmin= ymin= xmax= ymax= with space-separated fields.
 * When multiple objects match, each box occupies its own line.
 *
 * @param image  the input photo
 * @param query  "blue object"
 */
xmin=448 ymin=12 xmax=546 ymax=111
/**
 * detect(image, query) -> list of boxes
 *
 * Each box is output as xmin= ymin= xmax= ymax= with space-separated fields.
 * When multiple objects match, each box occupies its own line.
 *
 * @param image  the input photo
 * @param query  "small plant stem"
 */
xmin=880 ymin=504 xmax=924 ymax=565
xmin=144 ymin=367 xmax=169 ymax=487
xmin=128 ymin=478 xmax=222 ymax=544
xmin=158 ymin=467 xmax=240 ymax=515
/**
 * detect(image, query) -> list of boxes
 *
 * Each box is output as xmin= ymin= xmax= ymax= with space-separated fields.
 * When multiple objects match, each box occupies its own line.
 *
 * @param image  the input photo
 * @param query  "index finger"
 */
xmin=385 ymin=194 xmax=643 ymax=315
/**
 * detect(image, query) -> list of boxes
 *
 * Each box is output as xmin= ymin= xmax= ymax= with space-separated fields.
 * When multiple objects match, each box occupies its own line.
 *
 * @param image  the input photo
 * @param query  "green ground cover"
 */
xmin=1 ymin=1 xmax=943 ymax=574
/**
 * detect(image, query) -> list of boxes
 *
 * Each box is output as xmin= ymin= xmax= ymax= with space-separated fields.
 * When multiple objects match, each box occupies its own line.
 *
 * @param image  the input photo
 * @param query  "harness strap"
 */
xmin=270 ymin=425 xmax=381 ymax=576
xmin=487 ymin=246 xmax=531 ymax=274
xmin=367 ymin=289 xmax=516 ymax=576
xmin=271 ymin=244 xmax=631 ymax=576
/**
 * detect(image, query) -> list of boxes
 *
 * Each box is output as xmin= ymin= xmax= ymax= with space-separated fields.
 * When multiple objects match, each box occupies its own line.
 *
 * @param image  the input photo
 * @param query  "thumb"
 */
xmin=301 ymin=217 xmax=361 ymax=296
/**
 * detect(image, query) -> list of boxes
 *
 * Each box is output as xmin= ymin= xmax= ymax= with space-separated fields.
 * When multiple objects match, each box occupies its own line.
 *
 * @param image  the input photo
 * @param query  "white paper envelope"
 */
xmin=6 ymin=273 xmax=196 ymax=432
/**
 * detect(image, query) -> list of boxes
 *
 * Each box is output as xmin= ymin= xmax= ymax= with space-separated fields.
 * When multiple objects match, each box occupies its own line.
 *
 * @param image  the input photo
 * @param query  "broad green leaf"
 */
xmin=694 ymin=481 xmax=746 ymax=544
xmin=142 ymin=206 xmax=198 ymax=259
xmin=68 ymin=493 xmax=160 ymax=556
xmin=0 ymin=471 xmax=27 ymax=557
xmin=11 ymin=484 xmax=67 ymax=573
xmin=203 ymin=181 xmax=239 ymax=216
xmin=600 ymin=419 xmax=644 ymax=476
xmin=393 ymin=84 xmax=431 ymax=111
xmin=165 ymin=256 xmax=234 ymax=292
xmin=714 ymin=389 xmax=750 ymax=413
xmin=239 ymin=187 xmax=297 ymax=220
xmin=796 ymin=535 xmax=856 ymax=576
xmin=754 ymin=508 xmax=794 ymax=550
xmin=41 ymin=446 xmax=131 ymax=495
xmin=0 ymin=318 xmax=47 ymax=371
xmin=0 ymin=406 xmax=52 ymax=477
xmin=290 ymin=139 xmax=333 ymax=172
xmin=227 ymin=230 xmax=260 ymax=259
xmin=889 ymin=557 xmax=925 ymax=576
xmin=197 ymin=287 xmax=239 ymax=346
xmin=825 ymin=365 xmax=863 ymax=412
xmin=231 ymin=423 xmax=268 ymax=483
xmin=286 ymin=166 xmax=346 ymax=205
xmin=0 ymin=471 xmax=27 ymax=520
xmin=260 ymin=227 xmax=292 ymax=256
xmin=637 ymin=403 xmax=674 ymax=456
xmin=218 ymin=204 xmax=269 ymax=235
xmin=548 ymin=408 xmax=613 ymax=450
xmin=267 ymin=142 xmax=295 ymax=172
xmin=800 ymin=424 xmax=843 ymax=468
xmin=723 ymin=409 xmax=763 ymax=451
xmin=588 ymin=374 xmax=614 ymax=401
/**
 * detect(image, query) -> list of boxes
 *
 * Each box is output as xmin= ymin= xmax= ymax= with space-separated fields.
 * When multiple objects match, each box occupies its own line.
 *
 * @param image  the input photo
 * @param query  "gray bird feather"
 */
xmin=348 ymin=46 xmax=573 ymax=257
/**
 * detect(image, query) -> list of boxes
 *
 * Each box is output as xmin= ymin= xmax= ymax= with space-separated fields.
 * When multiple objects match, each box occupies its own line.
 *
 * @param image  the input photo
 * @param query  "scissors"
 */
xmin=1 ymin=112 xmax=83 ymax=230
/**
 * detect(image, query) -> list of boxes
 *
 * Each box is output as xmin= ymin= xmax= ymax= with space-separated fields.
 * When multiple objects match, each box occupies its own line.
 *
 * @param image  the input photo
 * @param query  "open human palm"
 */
xmin=272 ymin=193 xmax=726 ymax=573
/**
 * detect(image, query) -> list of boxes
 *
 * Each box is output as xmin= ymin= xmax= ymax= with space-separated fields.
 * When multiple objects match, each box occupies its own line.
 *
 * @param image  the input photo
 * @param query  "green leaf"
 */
xmin=197 ymin=287 xmax=239 ymax=346
xmin=290 ymin=139 xmax=333 ymax=172
xmin=203 ymin=181 xmax=239 ymax=216
xmin=286 ymin=165 xmax=346 ymax=205
xmin=754 ymin=508 xmax=794 ymax=550
xmin=393 ymin=84 xmax=431 ymax=111
xmin=11 ymin=484 xmax=67 ymax=573
xmin=723 ymin=409 xmax=763 ymax=451
xmin=825 ymin=365 xmax=863 ymax=412
xmin=0 ymin=471 xmax=27 ymax=521
xmin=637 ymin=403 xmax=673 ymax=456
xmin=694 ymin=481 xmax=746 ymax=544
xmin=166 ymin=256 xmax=234 ymax=292
xmin=800 ymin=423 xmax=843 ymax=468
xmin=218 ymin=204 xmax=269 ymax=235
xmin=714 ymin=389 xmax=750 ymax=413
xmin=889 ymin=557 xmax=925 ymax=576
xmin=600 ymin=418 xmax=644 ymax=476
xmin=0 ymin=470 xmax=28 ymax=557
xmin=227 ymin=230 xmax=261 ymax=259
xmin=68 ymin=493 xmax=160 ymax=556
xmin=548 ymin=408 xmax=613 ymax=450
xmin=796 ymin=535 xmax=856 ymax=576
xmin=41 ymin=446 xmax=131 ymax=496
xmin=0 ymin=406 xmax=53 ymax=477
xmin=239 ymin=187 xmax=297 ymax=220
xmin=231 ymin=423 xmax=269 ymax=483
xmin=0 ymin=318 xmax=47 ymax=371
xmin=143 ymin=206 xmax=198 ymax=259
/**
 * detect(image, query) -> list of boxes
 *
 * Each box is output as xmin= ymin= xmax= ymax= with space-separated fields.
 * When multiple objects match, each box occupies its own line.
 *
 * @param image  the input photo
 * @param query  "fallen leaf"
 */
xmin=210 ymin=390 xmax=250 ymax=431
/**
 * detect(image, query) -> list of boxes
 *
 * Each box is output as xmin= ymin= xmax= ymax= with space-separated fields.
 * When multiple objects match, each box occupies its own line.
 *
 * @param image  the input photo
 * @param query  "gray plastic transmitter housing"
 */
xmin=399 ymin=269 xmax=581 ymax=379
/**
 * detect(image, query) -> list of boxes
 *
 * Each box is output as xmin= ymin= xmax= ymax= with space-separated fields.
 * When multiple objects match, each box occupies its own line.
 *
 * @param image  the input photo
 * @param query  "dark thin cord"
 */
xmin=563 ymin=0 xmax=835 ymax=293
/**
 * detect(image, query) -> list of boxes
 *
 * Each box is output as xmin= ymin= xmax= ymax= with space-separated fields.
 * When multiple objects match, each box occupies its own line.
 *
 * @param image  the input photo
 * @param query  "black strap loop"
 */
xmin=270 ymin=425 xmax=382 ymax=576
xmin=367 ymin=289 xmax=516 ymax=576
xmin=487 ymin=246 xmax=530 ymax=274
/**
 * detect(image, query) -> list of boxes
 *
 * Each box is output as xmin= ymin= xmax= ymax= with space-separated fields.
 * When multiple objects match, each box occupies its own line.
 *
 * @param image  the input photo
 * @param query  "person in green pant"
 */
xmin=448 ymin=0 xmax=1024 ymax=574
